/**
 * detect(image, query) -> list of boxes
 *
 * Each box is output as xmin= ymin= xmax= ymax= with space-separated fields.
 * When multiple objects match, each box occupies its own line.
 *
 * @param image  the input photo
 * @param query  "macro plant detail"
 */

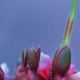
xmin=0 ymin=0 xmax=79 ymax=80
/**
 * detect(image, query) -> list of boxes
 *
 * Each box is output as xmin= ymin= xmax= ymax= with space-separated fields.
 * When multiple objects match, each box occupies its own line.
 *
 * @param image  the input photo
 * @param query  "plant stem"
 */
xmin=62 ymin=0 xmax=78 ymax=47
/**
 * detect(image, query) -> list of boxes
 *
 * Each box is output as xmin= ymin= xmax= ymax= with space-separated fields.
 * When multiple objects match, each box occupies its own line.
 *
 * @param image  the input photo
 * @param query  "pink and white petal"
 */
xmin=69 ymin=65 xmax=75 ymax=74
xmin=71 ymin=71 xmax=80 ymax=80
xmin=62 ymin=65 xmax=75 ymax=80
xmin=1 ymin=63 xmax=9 ymax=75
xmin=38 ymin=52 xmax=52 ymax=70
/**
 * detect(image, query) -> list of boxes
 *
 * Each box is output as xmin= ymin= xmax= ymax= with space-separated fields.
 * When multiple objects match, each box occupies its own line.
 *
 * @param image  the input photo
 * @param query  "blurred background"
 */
xmin=0 ymin=0 xmax=80 ymax=76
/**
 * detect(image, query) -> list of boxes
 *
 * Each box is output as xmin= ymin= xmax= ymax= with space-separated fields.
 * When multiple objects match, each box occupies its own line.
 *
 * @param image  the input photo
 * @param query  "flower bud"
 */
xmin=52 ymin=46 xmax=71 ymax=78
xmin=27 ymin=48 xmax=41 ymax=74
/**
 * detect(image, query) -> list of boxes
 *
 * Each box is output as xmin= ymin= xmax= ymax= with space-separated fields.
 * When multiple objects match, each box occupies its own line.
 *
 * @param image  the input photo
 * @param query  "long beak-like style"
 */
xmin=62 ymin=0 xmax=78 ymax=47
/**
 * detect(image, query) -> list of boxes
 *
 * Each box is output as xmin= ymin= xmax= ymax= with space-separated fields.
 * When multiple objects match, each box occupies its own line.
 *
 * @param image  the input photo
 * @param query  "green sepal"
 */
xmin=52 ymin=46 xmax=71 ymax=78
xmin=27 ymin=48 xmax=40 ymax=74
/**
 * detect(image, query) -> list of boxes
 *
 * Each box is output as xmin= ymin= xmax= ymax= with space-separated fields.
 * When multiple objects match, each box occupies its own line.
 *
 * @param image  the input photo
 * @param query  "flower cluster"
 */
xmin=0 ymin=0 xmax=79 ymax=80
xmin=0 ymin=47 xmax=80 ymax=80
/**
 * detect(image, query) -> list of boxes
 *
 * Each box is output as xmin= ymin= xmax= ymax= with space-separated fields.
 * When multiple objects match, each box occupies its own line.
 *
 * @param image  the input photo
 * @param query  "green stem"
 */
xmin=62 ymin=0 xmax=77 ymax=47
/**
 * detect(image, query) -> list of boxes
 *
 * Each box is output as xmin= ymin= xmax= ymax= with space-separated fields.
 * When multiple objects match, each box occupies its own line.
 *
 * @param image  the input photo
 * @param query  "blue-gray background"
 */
xmin=0 ymin=0 xmax=80 ymax=76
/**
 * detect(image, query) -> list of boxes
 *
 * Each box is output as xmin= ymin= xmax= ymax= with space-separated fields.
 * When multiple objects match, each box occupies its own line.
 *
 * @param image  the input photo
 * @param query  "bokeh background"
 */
xmin=0 ymin=0 xmax=80 ymax=76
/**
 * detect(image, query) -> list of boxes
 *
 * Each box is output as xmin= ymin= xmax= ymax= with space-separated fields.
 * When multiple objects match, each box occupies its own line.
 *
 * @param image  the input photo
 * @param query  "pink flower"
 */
xmin=38 ymin=52 xmax=52 ymax=70
xmin=37 ymin=52 xmax=52 ymax=80
xmin=69 ymin=71 xmax=80 ymax=80
xmin=68 ymin=65 xmax=75 ymax=74
xmin=62 ymin=65 xmax=80 ymax=80
xmin=16 ymin=65 xmax=35 ymax=80
xmin=0 ymin=63 xmax=9 ymax=80
xmin=1 ymin=63 xmax=9 ymax=76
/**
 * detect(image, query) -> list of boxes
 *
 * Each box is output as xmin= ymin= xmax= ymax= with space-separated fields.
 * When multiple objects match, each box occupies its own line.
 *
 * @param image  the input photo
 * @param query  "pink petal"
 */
xmin=69 ymin=65 xmax=75 ymax=74
xmin=38 ymin=52 xmax=52 ymax=70
xmin=1 ymin=63 xmax=9 ymax=75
